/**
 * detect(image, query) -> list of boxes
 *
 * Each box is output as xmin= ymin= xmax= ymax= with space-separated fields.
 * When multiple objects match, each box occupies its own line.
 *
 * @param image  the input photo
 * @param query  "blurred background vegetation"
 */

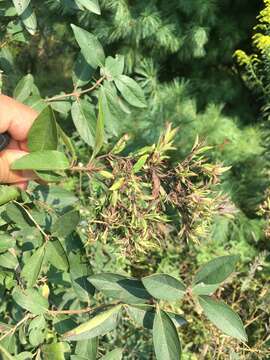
xmin=0 ymin=0 xmax=270 ymax=358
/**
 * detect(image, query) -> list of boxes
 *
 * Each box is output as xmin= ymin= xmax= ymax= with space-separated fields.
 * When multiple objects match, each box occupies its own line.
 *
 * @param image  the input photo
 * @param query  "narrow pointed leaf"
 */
xmin=28 ymin=106 xmax=58 ymax=152
xmin=52 ymin=210 xmax=80 ymax=238
xmin=153 ymin=310 xmax=181 ymax=360
xmin=115 ymin=75 xmax=146 ymax=108
xmin=127 ymin=305 xmax=186 ymax=330
xmin=192 ymin=255 xmax=239 ymax=296
xmin=142 ymin=273 xmax=186 ymax=301
xmin=12 ymin=0 xmax=30 ymax=15
xmin=69 ymin=252 xmax=95 ymax=302
xmin=76 ymin=0 xmax=100 ymax=14
xmin=73 ymin=52 xmax=94 ymax=88
xmin=13 ymin=74 xmax=34 ymax=102
xmin=92 ymin=92 xmax=104 ymax=158
xmin=46 ymin=239 xmax=69 ymax=272
xmin=88 ymin=273 xmax=151 ymax=304
xmin=11 ymin=151 xmax=70 ymax=171
xmin=104 ymin=55 xmax=125 ymax=80
xmin=71 ymin=99 xmax=96 ymax=147
xmin=57 ymin=124 xmax=77 ymax=162
xmin=71 ymin=24 xmax=105 ymax=69
xmin=21 ymin=245 xmax=46 ymax=287
xmin=63 ymin=305 xmax=121 ymax=341
xmin=199 ymin=296 xmax=248 ymax=342
xmin=12 ymin=287 xmax=49 ymax=315
xmin=21 ymin=9 xmax=37 ymax=35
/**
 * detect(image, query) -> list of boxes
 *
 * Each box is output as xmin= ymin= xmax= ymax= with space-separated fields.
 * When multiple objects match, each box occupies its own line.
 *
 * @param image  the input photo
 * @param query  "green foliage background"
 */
xmin=0 ymin=0 xmax=269 ymax=359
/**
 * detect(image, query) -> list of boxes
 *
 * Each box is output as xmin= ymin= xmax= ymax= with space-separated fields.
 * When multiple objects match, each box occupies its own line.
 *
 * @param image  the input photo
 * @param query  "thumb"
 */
xmin=0 ymin=149 xmax=35 ymax=184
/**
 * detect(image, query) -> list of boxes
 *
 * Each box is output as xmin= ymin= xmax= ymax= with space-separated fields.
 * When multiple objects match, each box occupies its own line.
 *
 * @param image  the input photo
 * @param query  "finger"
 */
xmin=7 ymin=139 xmax=20 ymax=150
xmin=0 ymin=149 xmax=35 ymax=183
xmin=19 ymin=140 xmax=28 ymax=152
xmin=16 ymin=181 xmax=28 ymax=190
xmin=0 ymin=95 xmax=37 ymax=141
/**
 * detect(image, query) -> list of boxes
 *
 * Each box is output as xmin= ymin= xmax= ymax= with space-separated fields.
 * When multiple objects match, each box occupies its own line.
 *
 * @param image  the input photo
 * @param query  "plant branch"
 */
xmin=46 ymin=76 xmax=106 ymax=102
xmin=47 ymin=307 xmax=92 ymax=315
xmin=0 ymin=314 xmax=32 ymax=342
xmin=0 ymin=345 xmax=14 ymax=360
xmin=14 ymin=201 xmax=50 ymax=242
xmin=47 ymin=302 xmax=122 ymax=316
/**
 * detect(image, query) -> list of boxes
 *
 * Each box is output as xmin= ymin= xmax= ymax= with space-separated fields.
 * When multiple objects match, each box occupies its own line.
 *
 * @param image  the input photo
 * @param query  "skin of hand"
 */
xmin=0 ymin=94 xmax=37 ymax=189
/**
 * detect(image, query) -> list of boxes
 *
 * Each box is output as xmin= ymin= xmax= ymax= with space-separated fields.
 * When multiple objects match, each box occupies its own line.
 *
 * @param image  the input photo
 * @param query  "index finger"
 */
xmin=0 ymin=95 xmax=37 ymax=141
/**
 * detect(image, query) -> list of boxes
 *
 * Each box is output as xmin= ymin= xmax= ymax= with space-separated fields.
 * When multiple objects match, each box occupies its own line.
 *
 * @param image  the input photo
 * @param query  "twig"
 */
xmin=13 ymin=201 xmax=50 ymax=242
xmin=47 ymin=307 xmax=92 ymax=316
xmin=244 ymin=313 xmax=262 ymax=328
xmin=0 ymin=314 xmax=32 ymax=342
xmin=0 ymin=40 xmax=8 ymax=49
xmin=47 ymin=302 xmax=122 ymax=317
xmin=0 ymin=344 xmax=14 ymax=360
xmin=46 ymin=76 xmax=106 ymax=102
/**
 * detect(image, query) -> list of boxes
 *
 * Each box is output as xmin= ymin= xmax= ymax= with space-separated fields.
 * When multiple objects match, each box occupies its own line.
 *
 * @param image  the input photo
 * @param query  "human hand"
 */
xmin=0 ymin=94 xmax=37 ymax=189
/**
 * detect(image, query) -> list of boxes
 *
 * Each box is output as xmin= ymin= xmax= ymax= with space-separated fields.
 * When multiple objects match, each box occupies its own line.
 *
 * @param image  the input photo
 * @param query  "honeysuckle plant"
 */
xmin=0 ymin=1 xmax=250 ymax=359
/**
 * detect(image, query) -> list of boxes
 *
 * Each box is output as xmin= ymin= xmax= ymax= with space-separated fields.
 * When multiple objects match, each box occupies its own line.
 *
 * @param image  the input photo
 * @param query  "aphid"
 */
xmin=0 ymin=132 xmax=10 ymax=151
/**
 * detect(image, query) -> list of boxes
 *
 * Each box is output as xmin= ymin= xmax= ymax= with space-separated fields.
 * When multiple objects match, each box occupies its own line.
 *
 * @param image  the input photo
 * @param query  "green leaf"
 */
xmin=21 ymin=244 xmax=45 ymax=287
xmin=52 ymin=210 xmax=80 ymax=238
xmin=104 ymin=55 xmax=125 ymax=80
xmin=50 ymin=101 xmax=72 ymax=115
xmin=132 ymin=154 xmax=149 ymax=173
xmin=32 ymin=185 xmax=78 ymax=210
xmin=92 ymin=92 xmax=105 ymax=158
xmin=57 ymin=124 xmax=77 ymax=163
xmin=127 ymin=305 xmax=187 ymax=330
xmin=167 ymin=313 xmax=188 ymax=328
xmin=76 ymin=0 xmax=100 ymax=14
xmin=15 ymin=351 xmax=33 ymax=360
xmin=73 ymin=52 xmax=94 ymax=88
xmin=34 ymin=170 xmax=63 ymax=183
xmin=12 ymin=0 xmax=31 ymax=15
xmin=71 ymin=24 xmax=105 ymax=69
xmin=69 ymin=252 xmax=95 ymax=302
xmin=198 ymin=296 xmax=248 ymax=342
xmin=100 ymin=85 xmax=122 ymax=136
xmin=153 ymin=310 xmax=182 ymax=360
xmin=101 ymin=348 xmax=123 ymax=360
xmin=0 ymin=251 xmax=18 ymax=269
xmin=115 ymin=75 xmax=146 ymax=108
xmin=42 ymin=342 xmax=70 ymax=360
xmin=75 ymin=338 xmax=98 ymax=359
xmin=18 ymin=3 xmax=37 ymax=35
xmin=71 ymin=99 xmax=96 ymax=147
xmin=24 ymin=95 xmax=47 ymax=112
xmin=5 ymin=202 xmax=33 ymax=229
xmin=192 ymin=255 xmax=239 ymax=296
xmin=0 ymin=234 xmax=15 ymax=253
xmin=46 ymin=239 xmax=69 ymax=271
xmin=12 ymin=287 xmax=49 ymax=315
xmin=28 ymin=106 xmax=58 ymax=152
xmin=13 ymin=74 xmax=34 ymax=102
xmin=0 ymin=345 xmax=15 ymax=360
xmin=0 ymin=185 xmax=20 ymax=205
xmin=88 ymin=273 xmax=151 ymax=304
xmin=142 ymin=274 xmax=186 ymax=301
xmin=11 ymin=151 xmax=70 ymax=171
xmin=127 ymin=305 xmax=155 ymax=329
xmin=63 ymin=305 xmax=122 ymax=341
